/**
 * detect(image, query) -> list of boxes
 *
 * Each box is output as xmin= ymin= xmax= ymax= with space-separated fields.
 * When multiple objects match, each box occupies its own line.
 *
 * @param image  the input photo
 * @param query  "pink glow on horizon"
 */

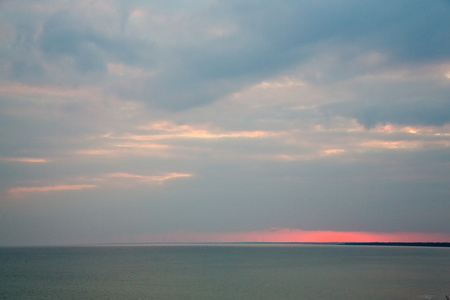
xmin=112 ymin=229 xmax=450 ymax=244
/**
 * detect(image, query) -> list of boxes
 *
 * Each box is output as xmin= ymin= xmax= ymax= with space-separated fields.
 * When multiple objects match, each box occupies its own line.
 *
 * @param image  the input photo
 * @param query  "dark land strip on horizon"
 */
xmin=340 ymin=242 xmax=450 ymax=247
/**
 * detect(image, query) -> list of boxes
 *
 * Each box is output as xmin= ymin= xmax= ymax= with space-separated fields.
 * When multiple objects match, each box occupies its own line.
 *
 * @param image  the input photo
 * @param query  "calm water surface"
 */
xmin=0 ymin=245 xmax=449 ymax=299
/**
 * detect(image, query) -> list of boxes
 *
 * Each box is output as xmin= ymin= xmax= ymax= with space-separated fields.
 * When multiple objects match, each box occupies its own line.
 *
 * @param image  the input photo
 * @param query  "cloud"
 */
xmin=108 ymin=172 xmax=192 ymax=183
xmin=127 ymin=122 xmax=272 ymax=140
xmin=0 ymin=80 xmax=102 ymax=100
xmin=324 ymin=80 xmax=450 ymax=128
xmin=9 ymin=184 xmax=96 ymax=195
xmin=0 ymin=157 xmax=48 ymax=163
xmin=145 ymin=0 xmax=449 ymax=110
xmin=4 ymin=0 xmax=449 ymax=111
xmin=5 ymin=171 xmax=192 ymax=198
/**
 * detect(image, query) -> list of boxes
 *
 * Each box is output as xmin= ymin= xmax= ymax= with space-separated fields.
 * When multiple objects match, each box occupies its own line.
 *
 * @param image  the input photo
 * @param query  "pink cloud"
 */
xmin=0 ymin=157 xmax=48 ymax=163
xmin=323 ymin=149 xmax=345 ymax=155
xmin=108 ymin=172 xmax=192 ymax=182
xmin=75 ymin=149 xmax=115 ymax=155
xmin=127 ymin=131 xmax=269 ymax=140
xmin=113 ymin=143 xmax=168 ymax=149
xmin=0 ymin=80 xmax=101 ymax=100
xmin=9 ymin=184 xmax=96 ymax=195
xmin=74 ymin=144 xmax=169 ymax=157
xmin=127 ymin=121 xmax=272 ymax=140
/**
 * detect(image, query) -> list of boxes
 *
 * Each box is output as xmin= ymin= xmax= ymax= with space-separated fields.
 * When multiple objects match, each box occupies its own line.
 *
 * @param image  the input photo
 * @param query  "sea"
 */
xmin=0 ymin=244 xmax=448 ymax=300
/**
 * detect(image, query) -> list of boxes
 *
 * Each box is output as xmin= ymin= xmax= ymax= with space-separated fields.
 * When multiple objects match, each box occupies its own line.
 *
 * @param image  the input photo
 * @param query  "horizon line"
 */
xmin=2 ymin=241 xmax=449 ymax=248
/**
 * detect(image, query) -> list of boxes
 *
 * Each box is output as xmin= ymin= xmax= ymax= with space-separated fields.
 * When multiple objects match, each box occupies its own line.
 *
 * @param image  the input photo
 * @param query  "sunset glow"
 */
xmin=113 ymin=229 xmax=450 ymax=244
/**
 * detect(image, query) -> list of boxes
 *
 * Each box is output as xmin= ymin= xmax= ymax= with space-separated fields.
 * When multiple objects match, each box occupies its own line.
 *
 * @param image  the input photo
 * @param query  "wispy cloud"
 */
xmin=0 ymin=157 xmax=48 ymax=163
xmin=74 ymin=149 xmax=115 ymax=155
xmin=5 ymin=171 xmax=192 ymax=198
xmin=107 ymin=172 xmax=192 ymax=183
xmin=323 ymin=149 xmax=345 ymax=155
xmin=0 ymin=81 xmax=102 ymax=101
xmin=128 ymin=122 xmax=272 ymax=140
xmin=9 ymin=184 xmax=96 ymax=195
xmin=74 ymin=144 xmax=169 ymax=157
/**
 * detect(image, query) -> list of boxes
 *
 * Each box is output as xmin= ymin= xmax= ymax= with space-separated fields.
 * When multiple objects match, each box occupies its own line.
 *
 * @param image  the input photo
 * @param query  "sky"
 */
xmin=1 ymin=0 xmax=450 ymax=246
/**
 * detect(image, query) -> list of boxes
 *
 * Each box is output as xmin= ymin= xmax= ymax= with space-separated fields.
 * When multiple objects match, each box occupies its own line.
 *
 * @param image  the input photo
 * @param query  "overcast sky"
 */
xmin=1 ymin=0 xmax=450 ymax=246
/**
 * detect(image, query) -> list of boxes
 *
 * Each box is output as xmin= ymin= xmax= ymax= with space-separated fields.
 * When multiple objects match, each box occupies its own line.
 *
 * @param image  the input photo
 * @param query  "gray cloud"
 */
xmin=38 ymin=10 xmax=150 ymax=73
xmin=4 ymin=0 xmax=449 ymax=109
xmin=323 ymin=80 xmax=450 ymax=128
xmin=122 ymin=0 xmax=450 ymax=110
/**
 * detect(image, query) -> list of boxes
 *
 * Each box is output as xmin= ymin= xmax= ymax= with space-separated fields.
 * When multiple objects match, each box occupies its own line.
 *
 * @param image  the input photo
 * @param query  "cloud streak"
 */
xmin=9 ymin=184 xmax=96 ymax=195
xmin=108 ymin=172 xmax=192 ymax=183
xmin=0 ymin=157 xmax=48 ymax=163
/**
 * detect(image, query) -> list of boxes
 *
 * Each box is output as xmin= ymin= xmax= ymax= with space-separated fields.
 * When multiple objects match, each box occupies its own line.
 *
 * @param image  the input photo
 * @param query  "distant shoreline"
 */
xmin=1 ymin=242 xmax=449 ymax=248
xmin=340 ymin=242 xmax=450 ymax=247
xmin=85 ymin=242 xmax=450 ymax=248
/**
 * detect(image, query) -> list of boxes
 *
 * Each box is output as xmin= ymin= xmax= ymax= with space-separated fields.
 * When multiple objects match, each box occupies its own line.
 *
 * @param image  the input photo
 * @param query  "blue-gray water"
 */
xmin=0 ymin=245 xmax=449 ymax=299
